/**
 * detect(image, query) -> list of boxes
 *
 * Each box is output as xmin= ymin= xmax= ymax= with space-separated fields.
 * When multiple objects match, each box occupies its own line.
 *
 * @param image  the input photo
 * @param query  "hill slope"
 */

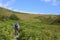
xmin=0 ymin=7 xmax=60 ymax=24
xmin=0 ymin=7 xmax=60 ymax=40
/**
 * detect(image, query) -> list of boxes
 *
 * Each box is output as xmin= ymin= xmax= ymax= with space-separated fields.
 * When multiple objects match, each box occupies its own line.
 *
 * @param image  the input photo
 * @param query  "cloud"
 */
xmin=0 ymin=0 xmax=15 ymax=8
xmin=4 ymin=0 xmax=15 ymax=8
xmin=52 ymin=0 xmax=58 ymax=6
xmin=0 ymin=0 xmax=3 ymax=7
xmin=0 ymin=3 xmax=2 ymax=7
xmin=12 ymin=9 xmax=40 ymax=14
xmin=41 ymin=0 xmax=51 ymax=2
xmin=41 ymin=0 xmax=60 ymax=6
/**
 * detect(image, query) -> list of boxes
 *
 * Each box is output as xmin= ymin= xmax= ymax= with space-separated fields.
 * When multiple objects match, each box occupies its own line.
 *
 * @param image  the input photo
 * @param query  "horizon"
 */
xmin=0 ymin=0 xmax=60 ymax=15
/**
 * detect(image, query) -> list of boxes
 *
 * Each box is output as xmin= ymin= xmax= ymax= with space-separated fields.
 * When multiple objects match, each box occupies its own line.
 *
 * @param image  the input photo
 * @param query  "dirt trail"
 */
xmin=14 ymin=35 xmax=19 ymax=40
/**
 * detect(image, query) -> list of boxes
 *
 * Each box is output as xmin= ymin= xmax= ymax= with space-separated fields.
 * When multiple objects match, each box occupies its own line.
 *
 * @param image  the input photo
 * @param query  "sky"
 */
xmin=0 ymin=0 xmax=60 ymax=15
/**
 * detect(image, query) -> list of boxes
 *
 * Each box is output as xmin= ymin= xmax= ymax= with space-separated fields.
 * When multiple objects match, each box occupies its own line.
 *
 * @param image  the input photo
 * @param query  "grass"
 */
xmin=0 ymin=19 xmax=60 ymax=40
xmin=18 ymin=21 xmax=60 ymax=40
xmin=0 ymin=7 xmax=60 ymax=40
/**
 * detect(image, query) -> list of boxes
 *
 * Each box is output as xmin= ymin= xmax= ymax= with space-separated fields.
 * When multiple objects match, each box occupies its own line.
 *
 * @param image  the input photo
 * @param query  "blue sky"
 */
xmin=0 ymin=0 xmax=60 ymax=15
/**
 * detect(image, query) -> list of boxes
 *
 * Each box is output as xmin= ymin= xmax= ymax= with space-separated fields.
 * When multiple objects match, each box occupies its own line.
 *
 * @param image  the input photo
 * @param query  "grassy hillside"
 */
xmin=0 ymin=7 xmax=60 ymax=24
xmin=0 ymin=7 xmax=60 ymax=40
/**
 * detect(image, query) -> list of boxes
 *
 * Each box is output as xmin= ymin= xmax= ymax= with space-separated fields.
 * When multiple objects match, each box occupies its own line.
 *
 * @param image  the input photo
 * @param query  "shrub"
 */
xmin=0 ymin=15 xmax=8 ymax=21
xmin=51 ymin=15 xmax=60 ymax=25
xmin=9 ymin=14 xmax=19 ymax=20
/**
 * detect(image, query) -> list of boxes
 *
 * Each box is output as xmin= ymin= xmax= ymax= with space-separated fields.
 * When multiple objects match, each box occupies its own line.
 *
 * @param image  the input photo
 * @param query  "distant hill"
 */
xmin=0 ymin=7 xmax=60 ymax=25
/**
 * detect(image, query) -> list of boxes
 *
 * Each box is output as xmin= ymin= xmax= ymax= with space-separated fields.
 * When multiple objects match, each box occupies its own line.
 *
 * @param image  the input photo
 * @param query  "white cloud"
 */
xmin=0 ymin=0 xmax=3 ymax=7
xmin=41 ymin=0 xmax=51 ymax=2
xmin=52 ymin=0 xmax=58 ymax=6
xmin=4 ymin=0 xmax=15 ymax=8
xmin=0 ymin=3 xmax=2 ymax=7
xmin=12 ymin=9 xmax=40 ymax=14
xmin=41 ymin=0 xmax=60 ymax=6
xmin=0 ymin=0 xmax=15 ymax=8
